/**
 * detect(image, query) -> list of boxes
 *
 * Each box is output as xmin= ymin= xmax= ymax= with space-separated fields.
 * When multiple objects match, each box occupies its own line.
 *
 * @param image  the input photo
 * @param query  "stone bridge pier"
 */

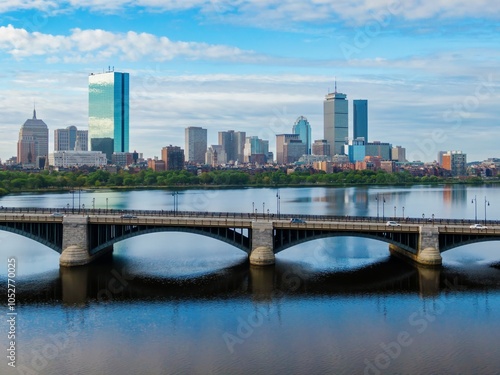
xmin=59 ymin=216 xmax=112 ymax=267
xmin=249 ymin=221 xmax=275 ymax=266
xmin=390 ymin=225 xmax=442 ymax=266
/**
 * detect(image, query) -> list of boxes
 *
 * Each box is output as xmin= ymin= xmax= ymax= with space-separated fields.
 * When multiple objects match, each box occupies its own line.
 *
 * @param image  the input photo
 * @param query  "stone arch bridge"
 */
xmin=0 ymin=208 xmax=499 ymax=267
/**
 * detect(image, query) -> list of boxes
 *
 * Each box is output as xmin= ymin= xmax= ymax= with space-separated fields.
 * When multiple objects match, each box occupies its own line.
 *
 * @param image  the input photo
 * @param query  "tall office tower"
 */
xmin=161 ymin=145 xmax=185 ymax=170
xmin=353 ymin=99 xmax=368 ymax=142
xmin=17 ymin=109 xmax=49 ymax=166
xmin=276 ymin=134 xmax=305 ymax=164
xmin=292 ymin=116 xmax=312 ymax=155
xmin=442 ymin=151 xmax=467 ymax=176
xmin=312 ymin=139 xmax=331 ymax=156
xmin=88 ymin=70 xmax=129 ymax=161
xmin=185 ymin=126 xmax=207 ymax=164
xmin=324 ymin=88 xmax=348 ymax=156
xmin=218 ymin=130 xmax=246 ymax=163
xmin=243 ymin=136 xmax=269 ymax=163
xmin=54 ymin=126 xmax=88 ymax=151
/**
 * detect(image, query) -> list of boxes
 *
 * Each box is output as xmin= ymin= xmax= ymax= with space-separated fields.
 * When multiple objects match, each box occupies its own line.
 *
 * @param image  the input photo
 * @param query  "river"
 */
xmin=1 ymin=185 xmax=500 ymax=374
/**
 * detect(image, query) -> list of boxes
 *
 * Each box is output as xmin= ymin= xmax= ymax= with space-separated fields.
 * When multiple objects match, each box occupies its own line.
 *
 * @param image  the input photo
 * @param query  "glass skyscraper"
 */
xmin=353 ymin=99 xmax=368 ymax=142
xmin=292 ymin=116 xmax=312 ymax=155
xmin=89 ymin=71 xmax=129 ymax=161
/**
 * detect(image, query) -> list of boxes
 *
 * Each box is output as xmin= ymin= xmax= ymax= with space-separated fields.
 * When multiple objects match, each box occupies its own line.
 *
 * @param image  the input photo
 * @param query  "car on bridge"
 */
xmin=121 ymin=214 xmax=138 ymax=219
xmin=51 ymin=212 xmax=65 ymax=217
xmin=469 ymin=224 xmax=487 ymax=230
xmin=290 ymin=218 xmax=306 ymax=224
xmin=386 ymin=221 xmax=401 ymax=227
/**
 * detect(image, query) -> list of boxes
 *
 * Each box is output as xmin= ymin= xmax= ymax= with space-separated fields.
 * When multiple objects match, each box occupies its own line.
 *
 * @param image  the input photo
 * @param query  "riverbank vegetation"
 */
xmin=0 ymin=169 xmax=489 ymax=194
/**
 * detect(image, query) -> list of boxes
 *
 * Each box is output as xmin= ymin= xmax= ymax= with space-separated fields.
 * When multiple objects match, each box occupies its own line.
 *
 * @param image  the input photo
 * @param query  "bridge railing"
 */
xmin=1 ymin=206 xmax=499 ymax=226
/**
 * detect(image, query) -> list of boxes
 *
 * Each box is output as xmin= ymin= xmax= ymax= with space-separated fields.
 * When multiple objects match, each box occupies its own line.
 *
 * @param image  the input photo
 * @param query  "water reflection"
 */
xmin=11 ymin=255 xmax=500 ymax=308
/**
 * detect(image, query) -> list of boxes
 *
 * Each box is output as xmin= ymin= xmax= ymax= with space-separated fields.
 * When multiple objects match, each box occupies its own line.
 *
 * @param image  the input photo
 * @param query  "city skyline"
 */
xmin=0 ymin=2 xmax=498 ymax=162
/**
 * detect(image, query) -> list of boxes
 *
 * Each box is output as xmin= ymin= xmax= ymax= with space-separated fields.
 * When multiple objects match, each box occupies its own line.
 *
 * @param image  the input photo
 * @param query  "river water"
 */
xmin=1 ymin=185 xmax=500 ymax=374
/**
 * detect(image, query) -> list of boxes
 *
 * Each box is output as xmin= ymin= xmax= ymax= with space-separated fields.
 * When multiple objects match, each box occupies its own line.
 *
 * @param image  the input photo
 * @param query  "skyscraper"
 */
xmin=17 ymin=109 xmax=48 ymax=166
xmin=292 ymin=116 xmax=312 ymax=155
xmin=324 ymin=89 xmax=348 ymax=156
xmin=218 ymin=130 xmax=246 ymax=163
xmin=88 ymin=70 xmax=129 ymax=161
xmin=353 ymin=99 xmax=368 ymax=142
xmin=276 ymin=134 xmax=305 ymax=164
xmin=54 ymin=126 xmax=88 ymax=151
xmin=185 ymin=126 xmax=207 ymax=164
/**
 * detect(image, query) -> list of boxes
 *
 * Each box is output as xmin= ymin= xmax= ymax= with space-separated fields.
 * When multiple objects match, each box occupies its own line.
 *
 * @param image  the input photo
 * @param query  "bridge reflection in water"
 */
xmin=25 ymin=258 xmax=450 ymax=306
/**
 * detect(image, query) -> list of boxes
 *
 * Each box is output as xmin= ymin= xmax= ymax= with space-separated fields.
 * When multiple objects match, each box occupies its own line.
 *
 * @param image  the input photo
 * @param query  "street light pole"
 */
xmin=472 ymin=194 xmax=477 ymax=222
xmin=394 ymin=206 xmax=396 ymax=219
xmin=382 ymin=196 xmax=386 ymax=220
xmin=106 ymin=197 xmax=108 ymax=211
xmin=92 ymin=198 xmax=95 ymax=210
xmin=485 ymin=197 xmax=490 ymax=225
xmin=402 ymin=206 xmax=405 ymax=219
xmin=263 ymin=202 xmax=265 ymax=215
xmin=375 ymin=194 xmax=379 ymax=219
xmin=276 ymin=189 xmax=280 ymax=219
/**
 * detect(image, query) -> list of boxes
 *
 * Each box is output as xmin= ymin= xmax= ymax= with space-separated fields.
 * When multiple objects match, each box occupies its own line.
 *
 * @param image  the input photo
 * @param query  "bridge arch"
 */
xmin=89 ymin=225 xmax=251 ymax=255
xmin=274 ymin=230 xmax=419 ymax=255
xmin=0 ymin=223 xmax=62 ymax=253
xmin=440 ymin=235 xmax=500 ymax=253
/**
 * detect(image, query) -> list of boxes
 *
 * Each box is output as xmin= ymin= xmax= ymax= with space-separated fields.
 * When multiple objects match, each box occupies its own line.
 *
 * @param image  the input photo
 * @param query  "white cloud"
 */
xmin=0 ymin=25 xmax=263 ymax=63
xmin=2 ymin=1 xmax=500 ymax=26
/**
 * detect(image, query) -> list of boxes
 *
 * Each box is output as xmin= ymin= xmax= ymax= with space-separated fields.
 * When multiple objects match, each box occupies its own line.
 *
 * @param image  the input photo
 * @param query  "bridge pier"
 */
xmin=389 ymin=225 xmax=442 ymax=266
xmin=249 ymin=221 xmax=275 ymax=266
xmin=60 ymin=215 xmax=114 ymax=267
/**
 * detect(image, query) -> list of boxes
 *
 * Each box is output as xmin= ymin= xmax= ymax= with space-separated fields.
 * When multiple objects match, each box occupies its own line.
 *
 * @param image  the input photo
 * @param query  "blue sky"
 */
xmin=0 ymin=0 xmax=498 ymax=163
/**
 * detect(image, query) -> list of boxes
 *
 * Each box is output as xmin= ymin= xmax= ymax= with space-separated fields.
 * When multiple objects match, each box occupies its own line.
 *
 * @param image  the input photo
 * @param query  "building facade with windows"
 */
xmin=353 ymin=99 xmax=368 ymax=142
xmin=54 ymin=126 xmax=88 ymax=151
xmin=292 ymin=116 xmax=312 ymax=155
xmin=324 ymin=90 xmax=348 ymax=156
xmin=17 ymin=109 xmax=49 ymax=166
xmin=185 ymin=127 xmax=207 ymax=164
xmin=88 ymin=70 xmax=129 ymax=161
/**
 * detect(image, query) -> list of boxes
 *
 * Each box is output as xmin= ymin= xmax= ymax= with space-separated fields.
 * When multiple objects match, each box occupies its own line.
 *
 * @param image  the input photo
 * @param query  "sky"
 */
xmin=0 ymin=0 xmax=498 ymax=163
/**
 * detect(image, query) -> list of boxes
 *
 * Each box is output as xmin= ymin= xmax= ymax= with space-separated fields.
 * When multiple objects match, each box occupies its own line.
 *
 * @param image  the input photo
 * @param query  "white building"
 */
xmin=49 ymin=151 xmax=107 ymax=168
xmin=185 ymin=127 xmax=208 ymax=164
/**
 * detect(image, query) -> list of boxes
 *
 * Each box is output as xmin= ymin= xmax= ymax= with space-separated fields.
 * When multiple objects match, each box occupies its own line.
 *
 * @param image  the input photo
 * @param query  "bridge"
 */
xmin=1 ymin=207 xmax=499 ymax=268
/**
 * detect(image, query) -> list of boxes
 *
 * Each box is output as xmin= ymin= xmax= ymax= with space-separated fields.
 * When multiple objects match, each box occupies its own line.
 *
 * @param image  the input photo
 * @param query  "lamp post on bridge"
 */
xmin=484 ymin=197 xmax=490 ymax=225
xmin=382 ymin=195 xmax=386 ymax=220
xmin=106 ymin=198 xmax=108 ymax=211
xmin=375 ymin=194 xmax=380 ymax=219
xmin=172 ymin=191 xmax=179 ymax=216
xmin=263 ymin=202 xmax=265 ymax=215
xmin=92 ymin=198 xmax=95 ymax=210
xmin=252 ymin=201 xmax=254 ymax=215
xmin=402 ymin=206 xmax=405 ymax=219
xmin=276 ymin=189 xmax=280 ymax=219
xmin=471 ymin=195 xmax=477 ymax=222
xmin=394 ymin=206 xmax=396 ymax=219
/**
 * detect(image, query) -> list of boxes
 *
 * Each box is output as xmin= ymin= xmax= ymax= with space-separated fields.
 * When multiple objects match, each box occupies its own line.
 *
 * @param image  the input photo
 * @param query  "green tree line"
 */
xmin=0 ymin=169 xmax=486 ymax=195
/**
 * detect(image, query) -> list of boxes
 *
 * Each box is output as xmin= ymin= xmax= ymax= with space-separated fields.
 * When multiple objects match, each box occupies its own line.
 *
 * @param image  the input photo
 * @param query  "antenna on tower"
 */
xmin=334 ymin=77 xmax=337 ymax=93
